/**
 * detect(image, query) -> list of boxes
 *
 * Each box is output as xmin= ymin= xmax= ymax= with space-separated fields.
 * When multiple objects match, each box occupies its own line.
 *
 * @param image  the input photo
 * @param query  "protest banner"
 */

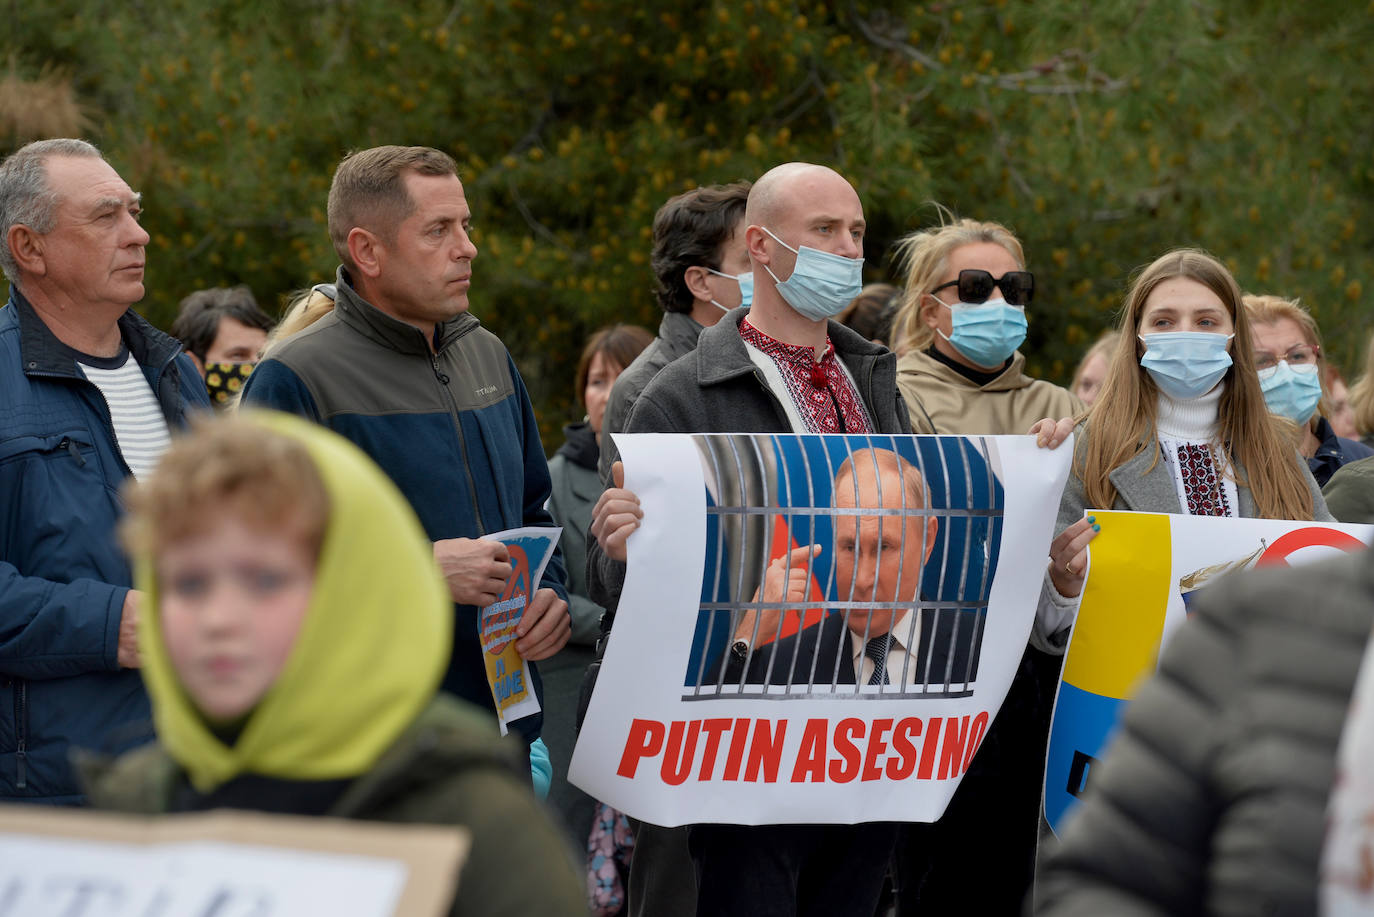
xmin=1043 ymin=511 xmax=1374 ymax=837
xmin=479 ymin=526 xmax=561 ymax=735
xmin=570 ymin=432 xmax=1071 ymax=826
xmin=0 ymin=805 xmax=468 ymax=917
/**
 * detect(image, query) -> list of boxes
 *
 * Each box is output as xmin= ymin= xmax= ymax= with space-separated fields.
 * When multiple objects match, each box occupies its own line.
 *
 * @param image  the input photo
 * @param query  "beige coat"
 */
xmin=896 ymin=347 xmax=1082 ymax=435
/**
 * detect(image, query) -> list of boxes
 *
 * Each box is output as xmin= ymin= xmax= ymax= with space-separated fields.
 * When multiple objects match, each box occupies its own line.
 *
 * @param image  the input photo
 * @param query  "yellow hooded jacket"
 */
xmin=83 ymin=412 xmax=587 ymax=916
xmin=137 ymin=410 xmax=452 ymax=791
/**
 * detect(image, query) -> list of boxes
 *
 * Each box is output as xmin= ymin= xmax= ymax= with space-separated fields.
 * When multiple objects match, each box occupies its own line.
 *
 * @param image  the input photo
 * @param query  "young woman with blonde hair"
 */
xmin=263 ymin=284 xmax=338 ymax=356
xmin=889 ymin=214 xmax=1080 ymax=434
xmin=1042 ymin=250 xmax=1332 ymax=638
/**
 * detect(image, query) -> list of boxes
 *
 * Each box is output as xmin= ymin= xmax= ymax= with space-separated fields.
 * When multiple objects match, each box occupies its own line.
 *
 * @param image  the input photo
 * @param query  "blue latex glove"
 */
xmin=530 ymin=737 xmax=552 ymax=800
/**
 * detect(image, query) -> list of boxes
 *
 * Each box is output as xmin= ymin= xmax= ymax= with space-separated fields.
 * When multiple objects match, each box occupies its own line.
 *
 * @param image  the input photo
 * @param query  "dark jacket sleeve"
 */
xmin=584 ymin=383 xmax=686 ymax=620
xmin=545 ymin=456 xmax=604 ymax=646
xmin=508 ymin=356 xmax=567 ymax=605
xmin=172 ymin=352 xmax=213 ymax=413
xmin=598 ymin=374 xmax=634 ymax=486
xmin=0 ymin=569 xmax=126 ymax=678
xmin=238 ymin=357 xmax=324 ymax=421
xmin=1036 ymin=584 xmax=1240 ymax=915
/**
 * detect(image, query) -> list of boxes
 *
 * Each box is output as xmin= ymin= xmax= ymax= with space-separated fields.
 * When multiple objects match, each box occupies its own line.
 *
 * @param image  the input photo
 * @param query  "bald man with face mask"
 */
xmin=586 ymin=163 xmax=912 ymax=917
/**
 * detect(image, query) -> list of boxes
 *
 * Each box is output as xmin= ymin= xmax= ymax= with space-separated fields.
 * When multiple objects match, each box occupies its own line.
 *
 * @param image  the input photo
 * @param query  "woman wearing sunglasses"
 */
xmin=883 ymin=215 xmax=1084 ymax=916
xmin=883 ymin=216 xmax=1083 ymax=916
xmin=889 ymin=217 xmax=1081 ymax=436
xmin=1243 ymin=294 xmax=1373 ymax=487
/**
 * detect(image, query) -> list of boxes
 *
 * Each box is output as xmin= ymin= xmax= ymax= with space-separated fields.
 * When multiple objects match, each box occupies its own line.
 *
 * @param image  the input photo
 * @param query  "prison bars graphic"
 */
xmin=681 ymin=433 xmax=1003 ymax=701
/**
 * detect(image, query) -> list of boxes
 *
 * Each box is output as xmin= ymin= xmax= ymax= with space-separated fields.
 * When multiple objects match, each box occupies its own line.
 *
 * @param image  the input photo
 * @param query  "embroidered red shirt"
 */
xmin=1176 ymin=443 xmax=1232 ymax=516
xmin=739 ymin=318 xmax=873 ymax=434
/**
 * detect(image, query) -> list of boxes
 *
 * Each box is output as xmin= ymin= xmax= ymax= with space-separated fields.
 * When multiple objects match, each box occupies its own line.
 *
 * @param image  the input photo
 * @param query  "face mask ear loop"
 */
xmin=760 ymin=226 xmax=798 ymax=287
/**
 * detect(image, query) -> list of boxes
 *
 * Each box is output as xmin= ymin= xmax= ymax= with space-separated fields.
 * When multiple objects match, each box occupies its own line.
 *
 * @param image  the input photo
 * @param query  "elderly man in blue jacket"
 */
xmin=0 ymin=139 xmax=209 ymax=803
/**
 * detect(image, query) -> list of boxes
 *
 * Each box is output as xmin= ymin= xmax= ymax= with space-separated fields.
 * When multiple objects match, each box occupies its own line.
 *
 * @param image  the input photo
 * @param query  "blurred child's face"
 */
xmin=158 ymin=513 xmax=316 ymax=722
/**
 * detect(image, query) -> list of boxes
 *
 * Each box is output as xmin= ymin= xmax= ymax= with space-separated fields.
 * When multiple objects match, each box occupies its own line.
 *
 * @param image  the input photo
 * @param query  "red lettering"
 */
xmin=723 ymin=717 xmax=751 ymax=781
xmin=616 ymin=718 xmax=665 ymax=778
xmin=660 ymin=720 xmax=702 ymax=786
xmin=917 ymin=717 xmax=943 ymax=779
xmin=828 ymin=718 xmax=864 ymax=783
xmin=862 ymin=718 xmax=894 ymax=782
xmin=745 ymin=720 xmax=786 ymax=782
xmin=886 ymin=717 xmax=922 ymax=780
xmin=790 ymin=719 xmax=829 ymax=783
xmin=937 ymin=715 xmax=970 ymax=779
xmin=697 ymin=718 xmax=733 ymax=781
xmin=961 ymin=711 xmax=990 ymax=775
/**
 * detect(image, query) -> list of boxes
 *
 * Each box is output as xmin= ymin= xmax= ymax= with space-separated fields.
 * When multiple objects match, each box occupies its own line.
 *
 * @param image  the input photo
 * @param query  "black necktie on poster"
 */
xmin=864 ymin=634 xmax=892 ymax=686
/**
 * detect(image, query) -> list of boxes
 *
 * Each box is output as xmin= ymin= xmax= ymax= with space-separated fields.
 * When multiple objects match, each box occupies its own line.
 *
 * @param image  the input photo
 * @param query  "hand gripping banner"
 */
xmin=1043 ymin=511 xmax=1374 ymax=837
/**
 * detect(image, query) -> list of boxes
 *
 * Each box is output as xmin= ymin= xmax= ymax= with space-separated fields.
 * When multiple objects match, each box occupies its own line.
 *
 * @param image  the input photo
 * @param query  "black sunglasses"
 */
xmin=931 ymin=269 xmax=1035 ymax=306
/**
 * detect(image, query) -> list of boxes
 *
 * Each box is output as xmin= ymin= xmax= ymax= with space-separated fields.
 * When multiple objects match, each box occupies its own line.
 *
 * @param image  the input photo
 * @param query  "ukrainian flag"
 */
xmin=1043 ymin=511 xmax=1174 ymax=835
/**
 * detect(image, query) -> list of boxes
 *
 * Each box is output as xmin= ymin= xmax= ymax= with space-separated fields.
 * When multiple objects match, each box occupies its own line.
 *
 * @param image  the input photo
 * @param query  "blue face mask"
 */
xmin=761 ymin=227 xmax=863 ymax=321
xmin=1138 ymin=331 xmax=1234 ymax=401
xmin=706 ymin=268 xmax=753 ymax=313
xmin=1259 ymin=360 xmax=1323 ymax=423
xmin=935 ymin=296 xmax=1028 ymax=368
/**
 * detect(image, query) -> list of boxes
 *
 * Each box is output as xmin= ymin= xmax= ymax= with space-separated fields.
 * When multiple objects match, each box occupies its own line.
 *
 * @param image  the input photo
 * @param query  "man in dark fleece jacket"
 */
xmin=240 ymin=146 xmax=569 ymax=760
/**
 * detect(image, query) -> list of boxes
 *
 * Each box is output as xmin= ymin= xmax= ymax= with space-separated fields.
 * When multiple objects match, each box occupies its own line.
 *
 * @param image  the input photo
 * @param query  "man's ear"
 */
xmin=683 ymin=265 xmax=714 ymax=303
xmin=744 ymin=224 xmax=770 ymax=267
xmin=347 ymin=227 xmax=384 ymax=279
xmin=7 ymin=225 xmax=45 ymax=277
xmin=921 ymin=515 xmax=939 ymax=565
xmin=186 ymin=350 xmax=205 ymax=377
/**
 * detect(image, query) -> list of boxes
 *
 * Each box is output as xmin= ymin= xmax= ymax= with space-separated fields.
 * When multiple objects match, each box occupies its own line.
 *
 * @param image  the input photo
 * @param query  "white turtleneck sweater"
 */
xmin=1154 ymin=382 xmax=1239 ymax=518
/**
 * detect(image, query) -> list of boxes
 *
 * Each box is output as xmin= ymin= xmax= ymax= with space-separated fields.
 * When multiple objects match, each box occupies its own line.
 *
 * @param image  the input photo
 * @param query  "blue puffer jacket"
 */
xmin=0 ymin=289 xmax=209 ymax=803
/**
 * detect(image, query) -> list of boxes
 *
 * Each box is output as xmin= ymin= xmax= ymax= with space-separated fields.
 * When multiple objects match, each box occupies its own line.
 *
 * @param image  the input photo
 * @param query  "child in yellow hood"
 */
xmin=82 ymin=411 xmax=587 ymax=916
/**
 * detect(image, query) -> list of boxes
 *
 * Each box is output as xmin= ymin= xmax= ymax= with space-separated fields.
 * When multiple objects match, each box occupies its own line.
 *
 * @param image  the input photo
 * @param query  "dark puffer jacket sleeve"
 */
xmin=1036 ymin=552 xmax=1374 ymax=917
xmin=1036 ymin=594 xmax=1234 ymax=916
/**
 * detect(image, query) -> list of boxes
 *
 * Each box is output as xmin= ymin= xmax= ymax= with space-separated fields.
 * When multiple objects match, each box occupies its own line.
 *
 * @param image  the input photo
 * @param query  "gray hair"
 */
xmin=0 ymin=138 xmax=103 ymax=283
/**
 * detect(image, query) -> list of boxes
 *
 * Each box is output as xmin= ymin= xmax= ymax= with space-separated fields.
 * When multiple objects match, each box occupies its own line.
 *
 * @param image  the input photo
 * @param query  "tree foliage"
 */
xmin=5 ymin=0 xmax=1373 ymax=445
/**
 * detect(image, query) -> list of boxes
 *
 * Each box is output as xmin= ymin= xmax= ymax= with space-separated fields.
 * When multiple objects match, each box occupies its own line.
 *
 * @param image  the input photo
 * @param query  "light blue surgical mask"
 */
xmin=935 ymin=296 xmax=1027 ymax=368
xmin=761 ymin=227 xmax=863 ymax=321
xmin=1258 ymin=360 xmax=1323 ymax=423
xmin=706 ymin=268 xmax=753 ymax=312
xmin=1138 ymin=331 xmax=1234 ymax=401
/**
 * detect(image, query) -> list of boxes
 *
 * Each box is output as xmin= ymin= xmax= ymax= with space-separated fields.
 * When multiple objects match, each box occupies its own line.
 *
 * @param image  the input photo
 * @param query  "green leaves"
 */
xmin=5 ymin=0 xmax=1372 ymax=444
